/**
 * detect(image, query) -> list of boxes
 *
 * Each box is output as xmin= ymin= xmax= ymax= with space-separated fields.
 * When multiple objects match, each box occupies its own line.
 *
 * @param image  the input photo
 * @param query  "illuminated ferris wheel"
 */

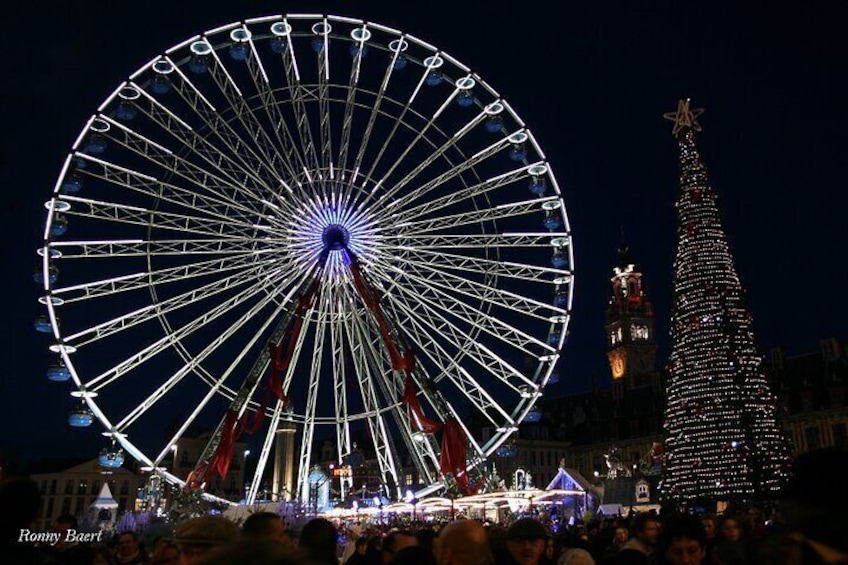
xmin=35 ymin=14 xmax=574 ymax=503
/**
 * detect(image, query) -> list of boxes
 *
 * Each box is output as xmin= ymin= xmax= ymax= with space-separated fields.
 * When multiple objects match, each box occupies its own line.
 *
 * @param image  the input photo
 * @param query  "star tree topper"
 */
xmin=664 ymin=98 xmax=705 ymax=136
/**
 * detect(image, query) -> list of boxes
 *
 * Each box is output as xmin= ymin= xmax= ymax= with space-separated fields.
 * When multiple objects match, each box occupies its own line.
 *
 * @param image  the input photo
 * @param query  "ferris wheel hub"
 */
xmin=322 ymin=223 xmax=350 ymax=251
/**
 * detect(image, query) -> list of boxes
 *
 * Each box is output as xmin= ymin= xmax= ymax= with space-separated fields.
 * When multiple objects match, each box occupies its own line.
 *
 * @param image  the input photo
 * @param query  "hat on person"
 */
xmin=506 ymin=518 xmax=547 ymax=540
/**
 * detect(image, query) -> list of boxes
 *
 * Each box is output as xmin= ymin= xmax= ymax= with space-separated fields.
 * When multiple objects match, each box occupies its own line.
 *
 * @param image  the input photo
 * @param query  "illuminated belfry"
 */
xmin=661 ymin=100 xmax=789 ymax=504
xmin=604 ymin=239 xmax=658 ymax=398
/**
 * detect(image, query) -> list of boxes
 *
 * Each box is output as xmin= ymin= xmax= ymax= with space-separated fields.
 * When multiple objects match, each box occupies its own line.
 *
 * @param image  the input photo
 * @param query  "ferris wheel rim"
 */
xmin=38 ymin=12 xmax=575 ymax=500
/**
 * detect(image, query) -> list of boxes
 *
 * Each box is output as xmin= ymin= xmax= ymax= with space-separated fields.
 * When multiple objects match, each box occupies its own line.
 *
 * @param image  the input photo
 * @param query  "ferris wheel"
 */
xmin=36 ymin=14 xmax=574 ymax=504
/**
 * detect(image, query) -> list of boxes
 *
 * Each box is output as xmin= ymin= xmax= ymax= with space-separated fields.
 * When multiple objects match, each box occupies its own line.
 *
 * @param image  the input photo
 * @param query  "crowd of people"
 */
xmin=2 ymin=449 xmax=845 ymax=564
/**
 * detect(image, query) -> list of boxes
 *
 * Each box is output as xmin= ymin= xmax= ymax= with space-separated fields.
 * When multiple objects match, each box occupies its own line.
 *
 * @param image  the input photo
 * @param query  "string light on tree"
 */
xmin=660 ymin=99 xmax=790 ymax=505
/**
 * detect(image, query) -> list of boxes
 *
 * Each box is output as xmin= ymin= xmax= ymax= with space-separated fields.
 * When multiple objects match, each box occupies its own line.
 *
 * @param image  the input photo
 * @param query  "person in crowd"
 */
xmin=115 ymin=531 xmax=149 ymax=564
xmin=660 ymin=514 xmax=708 ymax=565
xmin=174 ymin=516 xmax=239 ymax=565
xmin=389 ymin=545 xmax=438 ymax=565
xmin=299 ymin=517 xmax=340 ymax=565
xmin=364 ymin=534 xmax=384 ymax=565
xmin=437 ymin=519 xmax=491 ymax=565
xmin=43 ymin=513 xmax=98 ymax=565
xmin=150 ymin=540 xmax=180 ymax=565
xmin=543 ymin=537 xmax=557 ymax=565
xmin=502 ymin=518 xmax=548 ymax=565
xmin=712 ymin=516 xmax=745 ymax=565
xmin=51 ymin=514 xmax=81 ymax=553
xmin=700 ymin=516 xmax=717 ymax=563
xmin=340 ymin=525 xmax=363 ymax=564
xmin=194 ymin=539 xmax=299 ymax=565
xmin=0 ymin=477 xmax=54 ymax=565
xmin=345 ymin=537 xmax=370 ymax=565
xmin=601 ymin=527 xmax=630 ymax=564
xmin=382 ymin=530 xmax=420 ymax=564
xmin=615 ymin=513 xmax=659 ymax=565
xmin=757 ymin=447 xmax=848 ymax=564
xmin=418 ymin=528 xmax=439 ymax=555
xmin=558 ymin=548 xmax=595 ymax=565
xmin=241 ymin=512 xmax=289 ymax=545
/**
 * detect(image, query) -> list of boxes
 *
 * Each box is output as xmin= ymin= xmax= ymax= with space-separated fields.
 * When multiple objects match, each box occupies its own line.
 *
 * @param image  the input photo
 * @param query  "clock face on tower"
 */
xmin=611 ymin=353 xmax=626 ymax=379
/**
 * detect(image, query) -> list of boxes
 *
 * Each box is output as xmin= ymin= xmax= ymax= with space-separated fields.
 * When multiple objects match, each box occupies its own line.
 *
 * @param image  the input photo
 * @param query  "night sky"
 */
xmin=1 ymin=1 xmax=845 ymax=466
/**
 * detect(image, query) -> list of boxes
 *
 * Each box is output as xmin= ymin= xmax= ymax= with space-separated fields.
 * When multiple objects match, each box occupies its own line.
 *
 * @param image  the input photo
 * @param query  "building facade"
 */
xmin=30 ymin=458 xmax=146 ymax=531
xmin=765 ymin=337 xmax=848 ymax=454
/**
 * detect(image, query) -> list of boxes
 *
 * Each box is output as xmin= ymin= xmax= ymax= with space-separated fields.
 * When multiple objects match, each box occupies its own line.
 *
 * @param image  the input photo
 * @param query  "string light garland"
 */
xmin=660 ymin=100 xmax=790 ymax=504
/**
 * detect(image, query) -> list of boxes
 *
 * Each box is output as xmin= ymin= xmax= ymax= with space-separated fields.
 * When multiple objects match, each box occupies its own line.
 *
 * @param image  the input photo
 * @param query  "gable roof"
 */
xmin=91 ymin=482 xmax=119 ymax=509
xmin=29 ymin=457 xmax=136 ymax=477
xmin=546 ymin=466 xmax=592 ymax=492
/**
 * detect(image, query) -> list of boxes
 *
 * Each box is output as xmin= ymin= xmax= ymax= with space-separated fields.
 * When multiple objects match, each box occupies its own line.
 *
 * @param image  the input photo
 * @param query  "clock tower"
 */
xmin=605 ymin=241 xmax=657 ymax=391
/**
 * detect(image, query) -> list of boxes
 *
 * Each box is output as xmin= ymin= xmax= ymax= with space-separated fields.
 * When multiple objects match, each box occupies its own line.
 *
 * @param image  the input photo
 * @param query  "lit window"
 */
xmin=611 ymin=327 xmax=623 ymax=346
xmin=631 ymin=324 xmax=649 ymax=341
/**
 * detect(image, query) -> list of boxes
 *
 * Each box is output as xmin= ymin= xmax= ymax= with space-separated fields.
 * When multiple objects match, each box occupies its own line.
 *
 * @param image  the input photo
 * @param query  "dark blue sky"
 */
xmin=1 ymin=1 xmax=845 ymax=465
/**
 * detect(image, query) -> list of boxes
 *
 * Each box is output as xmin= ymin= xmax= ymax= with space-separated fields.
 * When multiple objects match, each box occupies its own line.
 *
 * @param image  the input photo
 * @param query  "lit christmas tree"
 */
xmin=661 ymin=99 xmax=789 ymax=504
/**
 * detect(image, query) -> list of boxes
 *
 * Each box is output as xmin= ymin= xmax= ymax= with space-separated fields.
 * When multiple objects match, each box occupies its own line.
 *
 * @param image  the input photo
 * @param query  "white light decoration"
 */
xmin=660 ymin=100 xmax=790 ymax=504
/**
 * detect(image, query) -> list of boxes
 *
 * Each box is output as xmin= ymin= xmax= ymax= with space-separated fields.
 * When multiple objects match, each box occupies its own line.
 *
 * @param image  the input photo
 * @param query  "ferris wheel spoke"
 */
xmin=344 ymin=307 xmax=409 ymax=496
xmin=64 ymin=261 xmax=286 ymax=348
xmin=71 ymin=152 xmax=270 ymax=227
xmin=393 ymin=162 xmax=541 ymax=224
xmin=403 ymin=257 xmax=566 ymax=320
xmin=316 ymin=28 xmax=334 ymax=175
xmin=331 ymin=295 xmax=353 ymax=471
xmin=245 ymin=300 xmax=315 ymax=505
xmin=53 ymin=253 xmax=268 ymax=304
xmin=241 ymin=36 xmax=314 ymax=190
xmin=60 ymin=195 xmax=266 ymax=240
xmin=382 ymin=232 xmax=567 ymax=249
xmin=376 ymin=105 xmax=485 ymax=208
xmin=113 ymin=275 xmax=295 ymax=432
xmin=341 ymin=37 xmax=405 ymax=204
xmin=296 ymin=289 xmax=330 ymax=501
xmin=278 ymin=297 xmax=314 ymax=399
xmin=392 ymin=304 xmax=513 ymax=427
xmin=279 ymin=34 xmax=323 ymax=176
xmin=386 ymin=273 xmax=552 ymax=377
xmin=359 ymin=57 xmax=435 ymax=197
xmin=96 ymin=114 xmax=271 ymax=213
xmin=359 ymin=348 xmax=414 ymax=499
xmin=378 ymin=132 xmax=514 ymax=217
xmin=442 ymin=397 xmax=487 ymax=460
xmin=400 ymin=248 xmax=573 ymax=285
xmin=246 ymin=398 xmax=287 ymax=505
xmin=85 ymin=270 xmax=288 ymax=391
xmin=152 ymin=64 xmax=281 ymax=192
xmin=152 ymin=386 xmax=220 ymax=467
xmin=335 ymin=33 xmax=367 ymax=180
xmin=50 ymin=237 xmax=274 ymax=258
xmin=376 ymin=277 xmax=536 ymax=392
xmin=365 ymin=296 xmax=451 ymax=431
xmin=399 ymin=195 xmax=561 ymax=235
xmin=386 ymin=254 xmax=567 ymax=320
xmin=203 ymin=43 xmax=298 ymax=186
xmin=382 ymin=298 xmax=509 ymax=481
xmin=388 ymin=262 xmax=552 ymax=355
xmin=131 ymin=78 xmax=276 ymax=195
